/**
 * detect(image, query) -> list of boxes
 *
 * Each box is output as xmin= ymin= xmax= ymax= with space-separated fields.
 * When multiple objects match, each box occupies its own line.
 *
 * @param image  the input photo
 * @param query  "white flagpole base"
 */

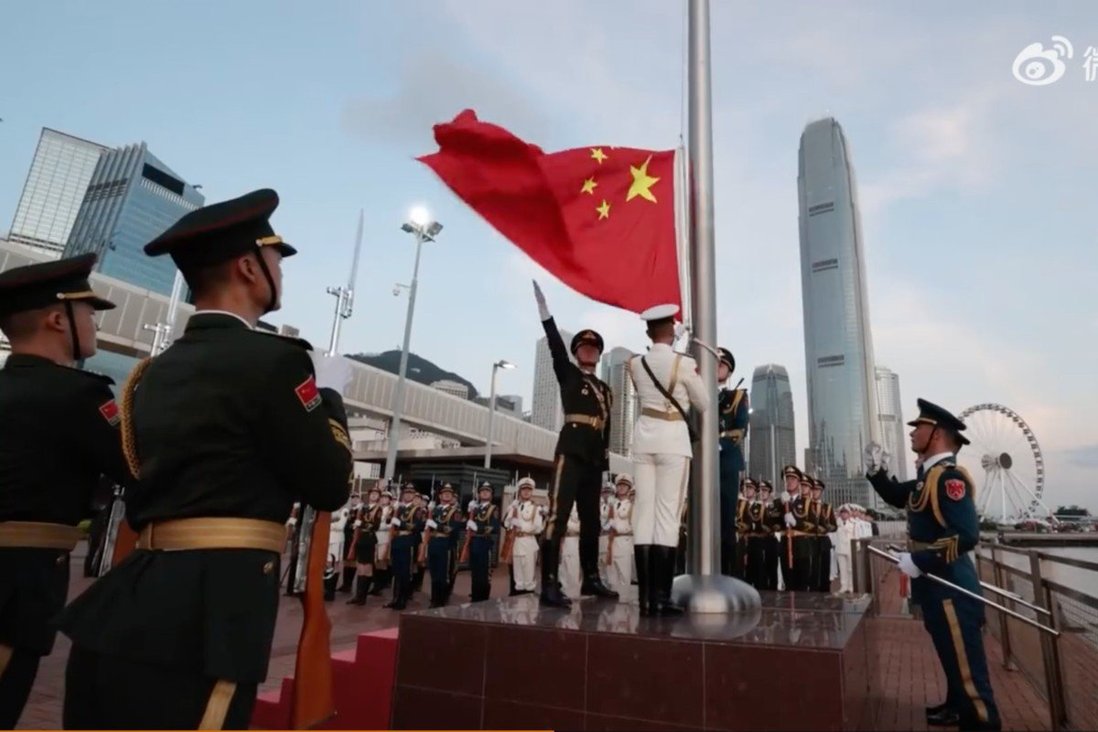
xmin=671 ymin=573 xmax=762 ymax=614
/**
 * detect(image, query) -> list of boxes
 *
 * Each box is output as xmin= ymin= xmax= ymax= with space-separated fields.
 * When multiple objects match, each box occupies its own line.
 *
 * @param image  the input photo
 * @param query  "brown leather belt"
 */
xmin=720 ymin=429 xmax=745 ymax=441
xmin=512 ymin=531 xmax=537 ymax=537
xmin=564 ymin=414 xmax=604 ymax=430
xmin=0 ymin=521 xmax=82 ymax=551
xmin=787 ymin=530 xmax=814 ymax=538
xmin=908 ymin=540 xmax=935 ymax=551
xmin=641 ymin=407 xmax=684 ymax=421
xmin=137 ymin=518 xmax=285 ymax=553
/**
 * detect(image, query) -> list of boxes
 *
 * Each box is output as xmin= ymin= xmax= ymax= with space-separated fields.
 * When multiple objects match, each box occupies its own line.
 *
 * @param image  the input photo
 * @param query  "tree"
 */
xmin=1053 ymin=505 xmax=1091 ymax=517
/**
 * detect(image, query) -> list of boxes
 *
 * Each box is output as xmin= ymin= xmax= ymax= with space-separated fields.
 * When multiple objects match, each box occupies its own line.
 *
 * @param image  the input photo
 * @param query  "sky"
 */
xmin=1 ymin=1 xmax=1096 ymax=511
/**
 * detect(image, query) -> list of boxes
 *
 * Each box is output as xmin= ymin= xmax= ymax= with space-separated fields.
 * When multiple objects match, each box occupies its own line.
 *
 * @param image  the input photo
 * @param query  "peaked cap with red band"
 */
xmin=0 ymin=253 xmax=115 ymax=316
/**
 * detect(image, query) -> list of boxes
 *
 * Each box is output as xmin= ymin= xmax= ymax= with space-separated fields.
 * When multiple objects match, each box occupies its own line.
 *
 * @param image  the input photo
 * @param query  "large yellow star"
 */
xmin=626 ymin=155 xmax=660 ymax=203
xmin=590 ymin=148 xmax=608 ymax=164
xmin=596 ymin=199 xmax=611 ymax=219
xmin=580 ymin=177 xmax=598 ymax=195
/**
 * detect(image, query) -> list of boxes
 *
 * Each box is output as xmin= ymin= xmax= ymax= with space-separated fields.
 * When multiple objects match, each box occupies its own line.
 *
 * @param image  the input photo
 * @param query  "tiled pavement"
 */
xmin=16 ymin=555 xmax=1057 ymax=730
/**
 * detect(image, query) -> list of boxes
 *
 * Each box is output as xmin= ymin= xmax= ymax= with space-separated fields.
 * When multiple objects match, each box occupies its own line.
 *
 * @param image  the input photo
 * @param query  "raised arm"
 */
xmin=534 ymin=280 xmax=573 ymax=385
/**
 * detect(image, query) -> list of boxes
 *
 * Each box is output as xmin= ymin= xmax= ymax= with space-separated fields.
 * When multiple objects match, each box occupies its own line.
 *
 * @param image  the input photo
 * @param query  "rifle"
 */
xmin=289 ymin=507 xmax=335 ymax=729
xmin=99 ymin=486 xmax=139 ymax=576
xmin=346 ymin=505 xmax=362 ymax=563
xmin=605 ymin=502 xmax=616 ymax=566
xmin=499 ymin=503 xmax=519 ymax=564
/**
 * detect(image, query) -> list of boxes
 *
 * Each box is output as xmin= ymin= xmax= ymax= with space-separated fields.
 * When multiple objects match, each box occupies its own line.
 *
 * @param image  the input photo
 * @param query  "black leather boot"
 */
xmin=653 ymin=546 xmax=685 ymax=616
xmin=635 ymin=545 xmax=652 ymax=616
xmin=339 ymin=566 xmax=356 ymax=593
xmin=539 ymin=540 xmax=572 ymax=608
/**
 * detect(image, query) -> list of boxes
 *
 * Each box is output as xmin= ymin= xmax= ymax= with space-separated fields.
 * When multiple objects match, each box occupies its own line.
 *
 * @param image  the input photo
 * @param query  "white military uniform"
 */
xmin=329 ymin=506 xmax=351 ymax=564
xmin=629 ymin=343 xmax=709 ymax=546
xmin=506 ymin=496 xmax=544 ymax=592
xmin=560 ymin=505 xmax=582 ymax=598
xmin=608 ymin=493 xmax=634 ymax=592
xmin=835 ymin=511 xmax=856 ymax=593
xmin=598 ymin=490 xmax=613 ymax=584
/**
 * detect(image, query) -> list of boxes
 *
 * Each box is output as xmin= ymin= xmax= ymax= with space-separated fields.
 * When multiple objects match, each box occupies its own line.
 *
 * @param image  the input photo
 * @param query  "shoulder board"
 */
xmin=251 ymin=329 xmax=314 ymax=351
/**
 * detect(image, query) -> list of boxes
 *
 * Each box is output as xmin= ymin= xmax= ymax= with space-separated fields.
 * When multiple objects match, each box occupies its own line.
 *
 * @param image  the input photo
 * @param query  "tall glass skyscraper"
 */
xmin=531 ymin=327 xmax=574 ymax=433
xmin=798 ymin=117 xmax=880 ymax=509
xmin=9 ymin=128 xmax=108 ymax=258
xmin=874 ymin=366 xmax=908 ymax=482
xmin=748 ymin=364 xmax=796 ymax=485
xmin=601 ymin=346 xmax=638 ymax=457
xmin=64 ymin=143 xmax=203 ymax=296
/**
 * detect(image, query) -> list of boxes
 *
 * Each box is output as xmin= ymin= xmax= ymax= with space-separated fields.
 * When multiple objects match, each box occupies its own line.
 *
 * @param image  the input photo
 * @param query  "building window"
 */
xmin=812 ymin=258 xmax=839 ymax=273
xmin=808 ymin=201 xmax=835 ymax=216
xmin=817 ymin=355 xmax=845 ymax=368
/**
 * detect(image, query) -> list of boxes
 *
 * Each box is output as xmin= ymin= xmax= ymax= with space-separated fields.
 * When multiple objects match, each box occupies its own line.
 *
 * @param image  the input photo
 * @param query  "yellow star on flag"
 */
xmin=626 ymin=155 xmax=660 ymax=203
xmin=590 ymin=148 xmax=608 ymax=164
xmin=580 ymin=177 xmax=598 ymax=195
xmin=596 ymin=199 xmax=611 ymax=219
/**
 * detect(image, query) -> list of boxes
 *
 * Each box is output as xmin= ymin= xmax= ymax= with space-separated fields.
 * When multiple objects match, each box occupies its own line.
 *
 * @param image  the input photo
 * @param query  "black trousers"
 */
xmin=63 ymin=645 xmax=257 ymax=730
xmin=745 ymin=536 xmax=768 ymax=590
xmin=760 ymin=536 xmax=779 ymax=591
xmin=0 ymin=647 xmax=40 ymax=729
xmin=815 ymin=537 xmax=832 ymax=592
xmin=469 ymin=538 xmax=492 ymax=602
xmin=780 ymin=536 xmax=815 ymax=591
xmin=544 ymin=455 xmax=601 ymax=575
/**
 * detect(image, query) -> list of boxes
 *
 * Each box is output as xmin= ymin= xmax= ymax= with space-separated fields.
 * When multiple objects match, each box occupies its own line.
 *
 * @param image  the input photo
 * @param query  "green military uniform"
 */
xmin=0 ymin=254 xmax=125 ymax=728
xmin=59 ymin=189 xmax=354 ymax=730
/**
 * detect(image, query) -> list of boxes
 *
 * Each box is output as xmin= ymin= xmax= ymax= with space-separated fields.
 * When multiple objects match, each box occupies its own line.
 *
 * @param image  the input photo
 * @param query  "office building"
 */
xmin=64 ymin=142 xmax=203 ymax=296
xmin=747 ymin=364 xmax=796 ymax=485
xmin=531 ymin=327 xmax=574 ymax=432
xmin=874 ymin=366 xmax=908 ymax=482
xmin=601 ymin=346 xmax=638 ymax=456
xmin=431 ymin=379 xmax=470 ymax=399
xmin=9 ymin=128 xmax=108 ymax=258
xmin=798 ymin=117 xmax=881 ymax=509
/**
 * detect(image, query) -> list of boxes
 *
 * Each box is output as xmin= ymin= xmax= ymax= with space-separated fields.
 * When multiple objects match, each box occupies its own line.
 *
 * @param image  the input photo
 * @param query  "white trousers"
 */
xmin=328 ymin=536 xmax=344 ymax=565
xmin=561 ymin=535 xmax=582 ymax=597
xmin=837 ymin=553 xmax=853 ymax=593
xmin=512 ymin=536 xmax=539 ymax=591
xmin=609 ymin=535 xmax=634 ymax=593
xmin=598 ymin=534 xmax=611 ymax=584
xmin=633 ymin=452 xmax=690 ymax=546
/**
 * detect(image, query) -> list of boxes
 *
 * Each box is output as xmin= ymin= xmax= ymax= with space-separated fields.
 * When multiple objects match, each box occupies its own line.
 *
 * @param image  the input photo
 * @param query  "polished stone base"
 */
xmin=391 ymin=589 xmax=875 ymax=731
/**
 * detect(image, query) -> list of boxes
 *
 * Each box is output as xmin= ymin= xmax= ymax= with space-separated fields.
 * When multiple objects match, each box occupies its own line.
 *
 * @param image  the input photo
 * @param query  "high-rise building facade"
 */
xmin=9 ymin=128 xmax=108 ymax=258
xmin=874 ymin=366 xmax=908 ymax=482
xmin=748 ymin=364 xmax=796 ymax=485
xmin=64 ymin=143 xmax=203 ymax=296
xmin=531 ymin=327 xmax=573 ymax=432
xmin=601 ymin=346 xmax=638 ymax=456
xmin=798 ymin=117 xmax=880 ymax=509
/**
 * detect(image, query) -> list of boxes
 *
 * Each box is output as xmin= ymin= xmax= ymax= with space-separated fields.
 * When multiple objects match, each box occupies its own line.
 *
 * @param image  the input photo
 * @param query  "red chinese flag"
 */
xmin=418 ymin=110 xmax=681 ymax=313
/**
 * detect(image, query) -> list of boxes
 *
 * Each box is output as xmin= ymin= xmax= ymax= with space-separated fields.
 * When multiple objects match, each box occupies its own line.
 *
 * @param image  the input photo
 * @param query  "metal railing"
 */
xmin=852 ymin=537 xmax=1098 ymax=731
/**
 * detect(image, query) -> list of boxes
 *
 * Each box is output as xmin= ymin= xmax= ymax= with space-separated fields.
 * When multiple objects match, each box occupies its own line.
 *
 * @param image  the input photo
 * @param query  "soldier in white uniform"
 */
xmin=560 ymin=505 xmax=582 ymax=598
xmin=628 ymin=304 xmax=710 ymax=616
xmin=328 ymin=502 xmax=351 ymax=578
xmin=505 ymin=478 xmax=543 ymax=594
xmin=598 ymin=482 xmax=614 ymax=586
xmin=608 ymin=474 xmax=635 ymax=594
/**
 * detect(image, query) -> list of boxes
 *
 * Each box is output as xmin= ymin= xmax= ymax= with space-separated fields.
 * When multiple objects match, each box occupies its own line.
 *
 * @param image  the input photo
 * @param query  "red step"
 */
xmin=251 ymin=627 xmax=400 ymax=730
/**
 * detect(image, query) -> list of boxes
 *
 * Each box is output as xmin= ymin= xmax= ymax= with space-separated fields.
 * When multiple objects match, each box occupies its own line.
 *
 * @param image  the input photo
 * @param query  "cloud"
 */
xmin=340 ymin=49 xmax=552 ymax=151
xmin=1065 ymin=445 xmax=1098 ymax=469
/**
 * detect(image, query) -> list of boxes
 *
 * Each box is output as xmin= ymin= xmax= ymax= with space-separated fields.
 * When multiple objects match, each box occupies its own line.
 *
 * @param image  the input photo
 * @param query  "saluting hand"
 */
xmin=532 ymin=280 xmax=550 ymax=321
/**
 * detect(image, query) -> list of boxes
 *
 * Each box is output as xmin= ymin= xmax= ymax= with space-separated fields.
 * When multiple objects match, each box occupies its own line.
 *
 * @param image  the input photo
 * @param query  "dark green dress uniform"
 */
xmin=468 ymin=495 xmax=500 ymax=602
xmin=346 ymin=501 xmax=383 ymax=605
xmin=539 ymin=318 xmax=618 ymax=607
xmin=386 ymin=492 xmax=426 ymax=610
xmin=868 ymin=399 xmax=1000 ymax=731
xmin=0 ymin=255 xmax=126 ymax=729
xmin=811 ymin=484 xmax=837 ymax=592
xmin=716 ymin=348 xmax=748 ymax=577
xmin=778 ymin=484 xmax=814 ymax=592
xmin=754 ymin=486 xmax=781 ymax=590
xmin=58 ymin=189 xmax=354 ymax=731
xmin=732 ymin=487 xmax=751 ymax=579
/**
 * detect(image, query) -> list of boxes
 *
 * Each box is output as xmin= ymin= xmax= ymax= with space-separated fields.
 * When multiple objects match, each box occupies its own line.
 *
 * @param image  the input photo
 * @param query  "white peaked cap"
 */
xmin=640 ymin=303 xmax=679 ymax=321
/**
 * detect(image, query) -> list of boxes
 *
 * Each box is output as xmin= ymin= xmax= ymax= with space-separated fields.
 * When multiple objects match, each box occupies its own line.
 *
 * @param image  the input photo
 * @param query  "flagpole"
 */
xmin=674 ymin=0 xmax=761 ymax=614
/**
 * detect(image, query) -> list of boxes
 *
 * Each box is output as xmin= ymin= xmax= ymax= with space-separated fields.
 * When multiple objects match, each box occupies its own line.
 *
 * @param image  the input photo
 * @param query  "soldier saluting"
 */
xmin=58 ymin=189 xmax=355 ymax=729
xmin=866 ymin=399 xmax=1001 ymax=730
xmin=531 ymin=281 xmax=618 ymax=607
xmin=0 ymin=254 xmax=129 ymax=728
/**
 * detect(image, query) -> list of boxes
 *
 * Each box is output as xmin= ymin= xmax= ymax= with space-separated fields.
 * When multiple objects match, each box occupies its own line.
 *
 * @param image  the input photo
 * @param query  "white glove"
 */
xmin=310 ymin=353 xmax=353 ymax=394
xmin=532 ymin=280 xmax=550 ymax=321
xmin=390 ymin=518 xmax=402 ymax=528
xmin=287 ymin=517 xmax=297 ymax=527
xmin=784 ymin=513 xmax=796 ymax=527
xmin=781 ymin=493 xmax=790 ymax=504
xmin=864 ymin=443 xmax=882 ymax=474
xmin=896 ymin=552 xmax=922 ymax=578
xmin=673 ymin=322 xmax=687 ymax=340
xmin=353 ymin=520 xmax=362 ymax=529
xmin=467 ymin=499 xmax=477 ymax=511
xmin=466 ymin=520 xmax=478 ymax=531
xmin=881 ymin=450 xmax=892 ymax=474
xmin=426 ymin=519 xmax=438 ymax=530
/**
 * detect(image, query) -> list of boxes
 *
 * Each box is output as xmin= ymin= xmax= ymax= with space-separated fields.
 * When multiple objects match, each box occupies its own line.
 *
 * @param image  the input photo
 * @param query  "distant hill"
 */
xmin=347 ymin=350 xmax=479 ymax=400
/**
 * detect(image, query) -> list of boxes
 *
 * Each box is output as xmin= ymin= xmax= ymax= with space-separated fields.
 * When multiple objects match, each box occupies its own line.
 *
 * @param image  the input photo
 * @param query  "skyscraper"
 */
xmin=874 ymin=366 xmax=908 ymax=482
xmin=531 ymin=327 xmax=573 ymax=432
xmin=601 ymin=346 xmax=638 ymax=456
xmin=9 ymin=128 xmax=108 ymax=258
xmin=748 ymin=364 xmax=796 ymax=485
xmin=64 ymin=142 xmax=203 ymax=296
xmin=798 ymin=117 xmax=880 ymax=509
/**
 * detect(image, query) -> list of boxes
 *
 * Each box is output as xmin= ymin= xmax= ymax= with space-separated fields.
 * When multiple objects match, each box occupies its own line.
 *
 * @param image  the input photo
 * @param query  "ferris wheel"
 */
xmin=955 ymin=403 xmax=1049 ymax=524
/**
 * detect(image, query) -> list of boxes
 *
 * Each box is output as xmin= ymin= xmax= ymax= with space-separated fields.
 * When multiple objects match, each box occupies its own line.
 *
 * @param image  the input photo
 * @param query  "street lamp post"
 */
xmin=484 ymin=359 xmax=516 ymax=469
xmin=383 ymin=207 xmax=443 ymax=482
